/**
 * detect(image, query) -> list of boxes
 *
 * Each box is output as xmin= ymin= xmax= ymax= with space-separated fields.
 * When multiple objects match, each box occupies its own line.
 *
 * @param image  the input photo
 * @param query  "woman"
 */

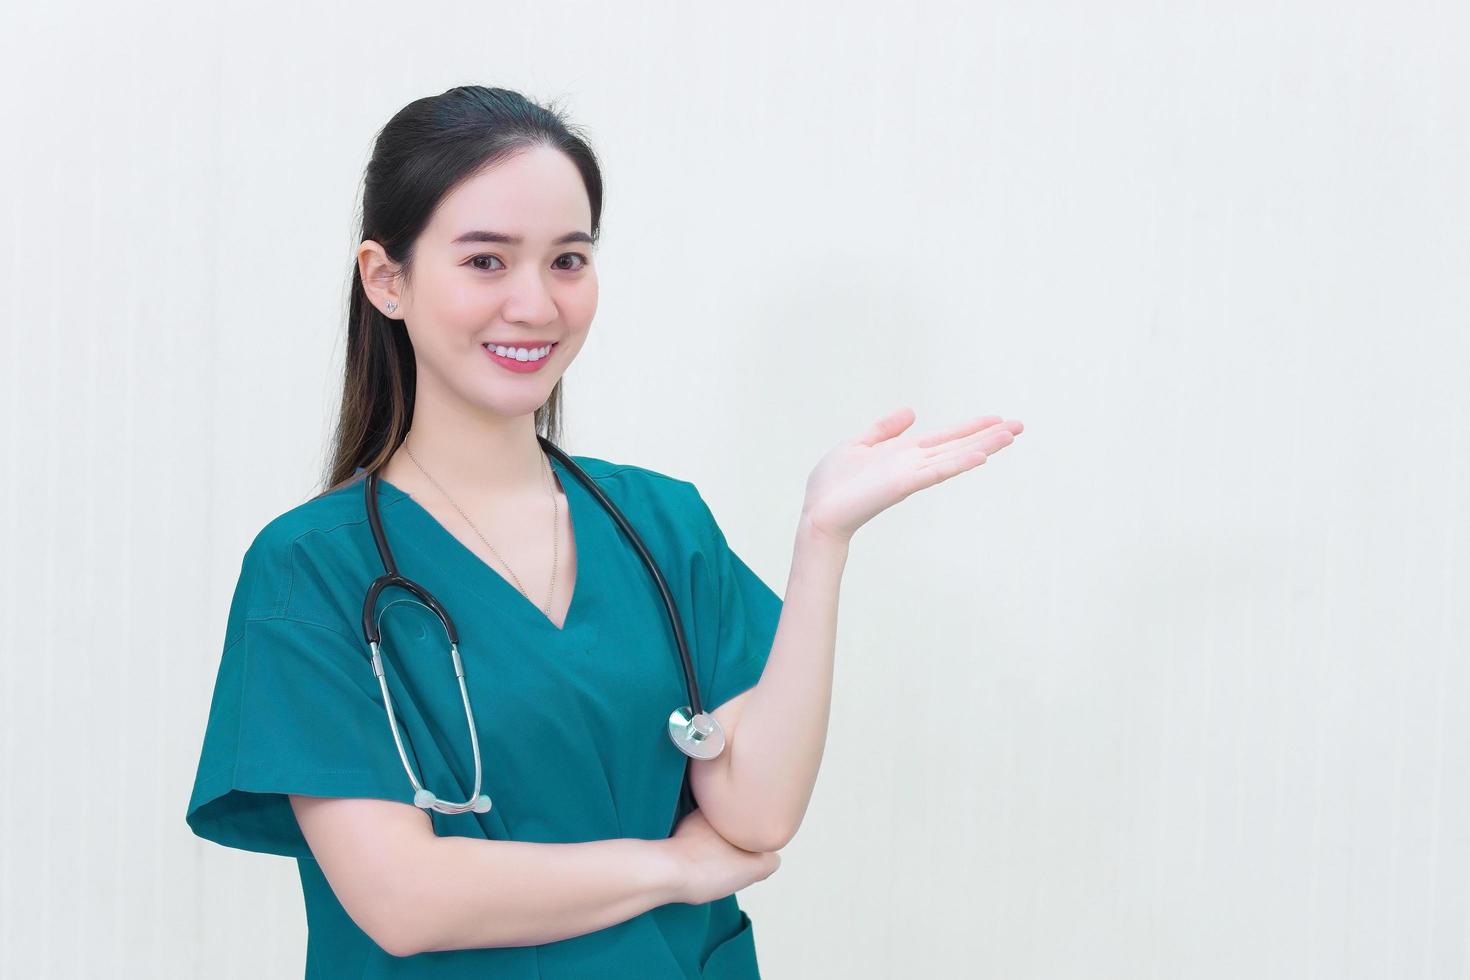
xmin=185 ymin=85 xmax=1022 ymax=978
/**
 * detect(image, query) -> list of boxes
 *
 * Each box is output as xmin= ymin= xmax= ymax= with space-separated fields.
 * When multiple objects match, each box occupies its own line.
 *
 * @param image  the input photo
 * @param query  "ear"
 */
xmin=357 ymin=240 xmax=404 ymax=318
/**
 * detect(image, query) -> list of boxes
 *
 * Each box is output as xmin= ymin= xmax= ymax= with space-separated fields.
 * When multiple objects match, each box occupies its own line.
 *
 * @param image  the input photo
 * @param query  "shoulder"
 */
xmin=256 ymin=478 xmax=374 ymax=543
xmin=564 ymin=454 xmax=697 ymax=500
xmin=559 ymin=453 xmax=721 ymax=546
xmin=231 ymin=478 xmax=378 ymax=622
xmin=247 ymin=477 xmax=372 ymax=555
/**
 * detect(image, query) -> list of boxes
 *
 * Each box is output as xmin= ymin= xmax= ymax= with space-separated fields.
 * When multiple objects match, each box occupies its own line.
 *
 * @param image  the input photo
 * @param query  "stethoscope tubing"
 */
xmin=359 ymin=437 xmax=707 ymax=821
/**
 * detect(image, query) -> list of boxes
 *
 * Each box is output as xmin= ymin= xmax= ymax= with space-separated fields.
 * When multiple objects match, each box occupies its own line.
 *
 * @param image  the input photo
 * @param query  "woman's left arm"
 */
xmin=691 ymin=407 xmax=1024 ymax=853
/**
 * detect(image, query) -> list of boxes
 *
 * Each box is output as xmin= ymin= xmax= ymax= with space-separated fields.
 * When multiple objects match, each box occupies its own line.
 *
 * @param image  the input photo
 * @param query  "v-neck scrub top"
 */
xmin=185 ymin=454 xmax=784 ymax=979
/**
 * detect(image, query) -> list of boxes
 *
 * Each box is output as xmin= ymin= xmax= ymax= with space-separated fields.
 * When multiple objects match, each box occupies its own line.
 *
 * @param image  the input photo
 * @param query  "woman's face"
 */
xmin=385 ymin=144 xmax=598 ymax=419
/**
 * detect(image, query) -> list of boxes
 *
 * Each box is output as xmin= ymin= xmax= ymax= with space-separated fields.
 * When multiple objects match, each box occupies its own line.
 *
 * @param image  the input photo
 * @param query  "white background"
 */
xmin=2 ymin=1 xmax=1467 ymax=977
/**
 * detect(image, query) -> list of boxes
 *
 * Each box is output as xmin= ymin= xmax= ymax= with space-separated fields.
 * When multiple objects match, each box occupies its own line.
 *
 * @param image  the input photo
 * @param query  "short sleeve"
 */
xmin=690 ymin=489 xmax=785 ymax=712
xmin=185 ymin=614 xmax=419 ymax=859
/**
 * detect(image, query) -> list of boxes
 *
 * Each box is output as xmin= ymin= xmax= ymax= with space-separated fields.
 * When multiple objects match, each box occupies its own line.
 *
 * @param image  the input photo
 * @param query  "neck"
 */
xmin=387 ymin=388 xmax=553 ymax=499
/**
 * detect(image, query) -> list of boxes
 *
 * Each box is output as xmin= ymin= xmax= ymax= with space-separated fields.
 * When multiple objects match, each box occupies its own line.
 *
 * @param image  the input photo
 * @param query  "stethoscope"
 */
xmin=360 ymin=435 xmax=724 ymax=817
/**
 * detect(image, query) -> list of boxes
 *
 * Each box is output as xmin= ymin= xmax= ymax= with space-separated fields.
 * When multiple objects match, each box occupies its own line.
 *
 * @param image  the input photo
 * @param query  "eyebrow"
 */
xmin=450 ymin=230 xmax=594 ymax=247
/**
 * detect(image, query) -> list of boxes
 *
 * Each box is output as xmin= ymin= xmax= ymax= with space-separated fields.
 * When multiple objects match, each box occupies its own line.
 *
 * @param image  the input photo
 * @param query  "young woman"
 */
xmin=185 ymin=85 xmax=1022 ymax=979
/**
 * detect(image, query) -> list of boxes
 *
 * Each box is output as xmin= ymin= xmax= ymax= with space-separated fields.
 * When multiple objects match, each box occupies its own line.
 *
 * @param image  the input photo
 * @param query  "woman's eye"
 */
xmin=468 ymin=253 xmax=590 ymax=273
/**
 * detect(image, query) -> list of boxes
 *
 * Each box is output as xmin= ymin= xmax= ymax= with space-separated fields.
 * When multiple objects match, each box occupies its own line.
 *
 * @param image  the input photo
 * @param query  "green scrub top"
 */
xmin=185 ymin=453 xmax=783 ymax=979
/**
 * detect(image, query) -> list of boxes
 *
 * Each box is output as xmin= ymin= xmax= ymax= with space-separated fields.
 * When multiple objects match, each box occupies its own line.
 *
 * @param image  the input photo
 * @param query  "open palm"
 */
xmin=800 ymin=406 xmax=1024 ymax=543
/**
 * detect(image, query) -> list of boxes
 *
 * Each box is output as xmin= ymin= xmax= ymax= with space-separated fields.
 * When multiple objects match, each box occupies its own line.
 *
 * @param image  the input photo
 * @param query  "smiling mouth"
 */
xmin=482 ymin=341 xmax=558 ymax=360
xmin=480 ymin=341 xmax=560 ymax=371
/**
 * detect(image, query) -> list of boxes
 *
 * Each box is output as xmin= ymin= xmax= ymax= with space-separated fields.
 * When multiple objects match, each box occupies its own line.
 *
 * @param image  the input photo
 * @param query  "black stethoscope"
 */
xmin=360 ymin=435 xmax=723 ymax=818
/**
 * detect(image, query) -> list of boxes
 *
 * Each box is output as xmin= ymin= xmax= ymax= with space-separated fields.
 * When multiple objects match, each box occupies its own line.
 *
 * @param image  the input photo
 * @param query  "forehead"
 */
xmin=427 ymin=145 xmax=592 ymax=243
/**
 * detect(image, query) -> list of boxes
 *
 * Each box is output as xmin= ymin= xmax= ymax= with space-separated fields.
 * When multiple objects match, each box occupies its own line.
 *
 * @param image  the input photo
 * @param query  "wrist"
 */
xmin=795 ymin=513 xmax=851 ymax=557
xmin=646 ymin=836 xmax=689 ymax=906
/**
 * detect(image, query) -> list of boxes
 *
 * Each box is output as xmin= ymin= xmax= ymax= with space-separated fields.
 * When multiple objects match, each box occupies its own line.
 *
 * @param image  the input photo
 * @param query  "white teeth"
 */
xmin=486 ymin=343 xmax=553 ymax=362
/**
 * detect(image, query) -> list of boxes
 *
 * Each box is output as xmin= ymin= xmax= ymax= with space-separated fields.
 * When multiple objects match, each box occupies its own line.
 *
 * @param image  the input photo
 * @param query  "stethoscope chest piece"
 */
xmin=668 ymin=706 xmax=726 ymax=760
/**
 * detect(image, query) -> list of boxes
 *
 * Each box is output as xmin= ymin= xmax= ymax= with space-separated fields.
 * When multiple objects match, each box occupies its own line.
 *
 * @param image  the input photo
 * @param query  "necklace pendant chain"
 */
xmin=403 ymin=436 xmax=561 ymax=617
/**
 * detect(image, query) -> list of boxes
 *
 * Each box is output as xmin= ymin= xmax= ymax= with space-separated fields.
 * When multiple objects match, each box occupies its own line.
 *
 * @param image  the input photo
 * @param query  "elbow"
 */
xmin=358 ymin=877 xmax=431 ymax=958
xmin=379 ymin=928 xmax=421 ymax=960
xmin=692 ymin=772 xmax=803 ymax=851
xmin=760 ymin=818 xmax=799 ymax=853
xmin=365 ymin=903 xmax=424 ymax=959
xmin=724 ymin=813 xmax=798 ymax=854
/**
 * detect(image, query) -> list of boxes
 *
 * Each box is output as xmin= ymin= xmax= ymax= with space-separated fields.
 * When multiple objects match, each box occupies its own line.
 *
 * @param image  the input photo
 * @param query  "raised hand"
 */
xmin=799 ymin=406 xmax=1023 ymax=544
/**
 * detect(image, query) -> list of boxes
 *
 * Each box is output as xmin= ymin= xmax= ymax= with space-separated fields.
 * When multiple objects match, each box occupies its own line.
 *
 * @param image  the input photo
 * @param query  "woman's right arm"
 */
xmin=289 ymin=795 xmax=779 ymax=958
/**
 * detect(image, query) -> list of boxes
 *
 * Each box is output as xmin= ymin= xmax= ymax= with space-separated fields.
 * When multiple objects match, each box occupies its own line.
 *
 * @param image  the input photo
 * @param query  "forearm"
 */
xmin=397 ymin=834 xmax=683 ymax=955
xmin=724 ymin=518 xmax=848 ymax=846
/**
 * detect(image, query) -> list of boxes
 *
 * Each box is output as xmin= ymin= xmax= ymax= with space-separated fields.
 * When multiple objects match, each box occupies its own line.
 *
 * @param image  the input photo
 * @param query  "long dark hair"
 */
xmin=319 ymin=85 xmax=604 ymax=496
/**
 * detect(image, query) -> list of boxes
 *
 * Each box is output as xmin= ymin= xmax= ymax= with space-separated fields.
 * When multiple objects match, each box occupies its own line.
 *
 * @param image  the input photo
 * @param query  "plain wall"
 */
xmin=1 ymin=1 xmax=1466 ymax=977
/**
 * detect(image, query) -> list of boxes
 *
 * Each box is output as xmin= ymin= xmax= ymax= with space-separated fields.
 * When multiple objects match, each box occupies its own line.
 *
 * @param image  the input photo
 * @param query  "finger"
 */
xmin=915 ymin=447 xmax=990 ymax=483
xmin=942 ymin=420 xmax=1019 ymax=455
xmin=915 ymin=414 xmax=1005 ymax=450
xmin=856 ymin=406 xmax=916 ymax=447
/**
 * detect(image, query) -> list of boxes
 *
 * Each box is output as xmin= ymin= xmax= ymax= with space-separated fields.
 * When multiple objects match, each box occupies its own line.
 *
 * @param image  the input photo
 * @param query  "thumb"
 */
xmin=856 ymin=405 xmax=916 ymax=446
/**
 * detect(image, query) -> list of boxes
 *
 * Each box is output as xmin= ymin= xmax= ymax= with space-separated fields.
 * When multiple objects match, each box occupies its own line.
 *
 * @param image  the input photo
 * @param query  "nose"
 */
xmin=500 ymin=265 xmax=560 ymax=326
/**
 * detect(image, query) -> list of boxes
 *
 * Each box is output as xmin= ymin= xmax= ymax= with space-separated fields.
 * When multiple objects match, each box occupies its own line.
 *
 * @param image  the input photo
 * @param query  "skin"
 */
xmin=298 ymin=142 xmax=1024 ymax=952
xmin=359 ymin=144 xmax=598 ymax=628
xmin=685 ymin=407 xmax=1024 ymax=854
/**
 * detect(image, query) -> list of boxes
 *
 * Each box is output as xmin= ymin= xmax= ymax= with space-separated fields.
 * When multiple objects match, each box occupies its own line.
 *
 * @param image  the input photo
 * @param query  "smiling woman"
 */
xmin=352 ymin=138 xmax=601 ymax=436
xmin=183 ymin=85 xmax=785 ymax=979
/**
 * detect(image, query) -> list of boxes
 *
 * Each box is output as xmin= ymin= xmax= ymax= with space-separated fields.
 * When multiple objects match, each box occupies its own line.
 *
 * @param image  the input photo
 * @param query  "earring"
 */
xmin=385 ymin=301 xmax=398 ymax=314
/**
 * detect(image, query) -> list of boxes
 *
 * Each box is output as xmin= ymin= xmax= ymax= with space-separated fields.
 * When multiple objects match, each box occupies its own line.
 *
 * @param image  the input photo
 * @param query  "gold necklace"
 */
xmin=402 ymin=435 xmax=560 ymax=617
